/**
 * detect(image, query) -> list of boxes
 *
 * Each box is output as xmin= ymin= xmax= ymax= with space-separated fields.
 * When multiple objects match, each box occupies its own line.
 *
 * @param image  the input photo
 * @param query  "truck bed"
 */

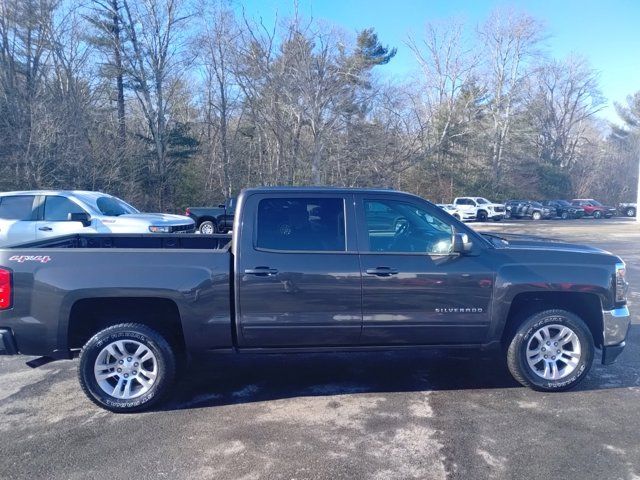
xmin=7 ymin=233 xmax=232 ymax=250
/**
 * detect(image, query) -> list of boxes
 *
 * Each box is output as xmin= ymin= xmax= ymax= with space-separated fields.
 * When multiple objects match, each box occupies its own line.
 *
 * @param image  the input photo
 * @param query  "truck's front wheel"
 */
xmin=506 ymin=309 xmax=594 ymax=391
xmin=78 ymin=323 xmax=176 ymax=413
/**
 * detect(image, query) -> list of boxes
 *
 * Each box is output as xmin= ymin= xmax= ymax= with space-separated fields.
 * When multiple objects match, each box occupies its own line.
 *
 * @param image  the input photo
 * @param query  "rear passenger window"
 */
xmin=44 ymin=196 xmax=85 ymax=221
xmin=256 ymin=198 xmax=346 ymax=251
xmin=0 ymin=196 xmax=35 ymax=220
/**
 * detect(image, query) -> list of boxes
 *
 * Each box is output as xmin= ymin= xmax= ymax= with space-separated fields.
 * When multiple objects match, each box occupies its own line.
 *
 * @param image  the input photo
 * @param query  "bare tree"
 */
xmin=120 ymin=0 xmax=191 ymax=210
xmin=479 ymin=8 xmax=544 ymax=188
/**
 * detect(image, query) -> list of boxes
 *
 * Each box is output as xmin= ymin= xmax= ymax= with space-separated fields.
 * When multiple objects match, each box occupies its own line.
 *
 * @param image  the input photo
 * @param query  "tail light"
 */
xmin=0 ymin=269 xmax=11 ymax=310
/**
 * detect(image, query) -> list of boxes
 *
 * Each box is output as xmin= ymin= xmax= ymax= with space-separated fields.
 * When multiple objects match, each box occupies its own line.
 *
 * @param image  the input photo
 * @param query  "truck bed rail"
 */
xmin=7 ymin=233 xmax=232 ymax=250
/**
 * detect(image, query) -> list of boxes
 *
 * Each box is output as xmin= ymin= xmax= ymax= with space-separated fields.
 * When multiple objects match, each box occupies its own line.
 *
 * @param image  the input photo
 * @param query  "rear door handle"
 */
xmin=244 ymin=267 xmax=279 ymax=276
xmin=38 ymin=226 xmax=53 ymax=231
xmin=365 ymin=267 xmax=399 ymax=277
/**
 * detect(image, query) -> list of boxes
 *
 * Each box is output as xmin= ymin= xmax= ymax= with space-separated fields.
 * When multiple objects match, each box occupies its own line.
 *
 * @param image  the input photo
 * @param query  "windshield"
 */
xmin=589 ymin=200 xmax=602 ymax=206
xmin=95 ymin=196 xmax=139 ymax=216
xmin=530 ymin=201 xmax=543 ymax=207
xmin=476 ymin=198 xmax=490 ymax=204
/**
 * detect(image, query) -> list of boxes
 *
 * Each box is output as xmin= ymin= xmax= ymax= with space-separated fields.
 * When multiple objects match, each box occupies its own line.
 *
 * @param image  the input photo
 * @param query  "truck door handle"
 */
xmin=365 ymin=267 xmax=399 ymax=277
xmin=38 ymin=226 xmax=53 ymax=231
xmin=244 ymin=267 xmax=279 ymax=276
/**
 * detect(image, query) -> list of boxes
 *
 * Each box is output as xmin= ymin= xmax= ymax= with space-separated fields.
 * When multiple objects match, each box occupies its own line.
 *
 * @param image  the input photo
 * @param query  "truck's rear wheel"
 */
xmin=506 ymin=309 xmax=593 ymax=391
xmin=78 ymin=323 xmax=176 ymax=413
xmin=199 ymin=220 xmax=217 ymax=234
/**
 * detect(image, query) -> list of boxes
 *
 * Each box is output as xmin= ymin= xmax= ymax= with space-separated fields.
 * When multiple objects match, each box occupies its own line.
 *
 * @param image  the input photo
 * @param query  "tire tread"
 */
xmin=78 ymin=323 xmax=176 ymax=413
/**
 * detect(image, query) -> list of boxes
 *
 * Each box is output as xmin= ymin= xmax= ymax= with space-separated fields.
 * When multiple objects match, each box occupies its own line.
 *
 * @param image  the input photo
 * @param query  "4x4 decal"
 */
xmin=8 ymin=255 xmax=52 ymax=264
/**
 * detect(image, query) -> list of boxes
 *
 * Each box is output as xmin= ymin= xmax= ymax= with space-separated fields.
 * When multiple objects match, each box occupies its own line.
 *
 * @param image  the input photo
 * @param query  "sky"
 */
xmin=238 ymin=0 xmax=640 ymax=124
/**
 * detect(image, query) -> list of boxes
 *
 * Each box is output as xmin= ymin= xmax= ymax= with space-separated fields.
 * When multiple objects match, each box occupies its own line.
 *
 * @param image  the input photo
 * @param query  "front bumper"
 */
xmin=601 ymin=306 xmax=631 ymax=365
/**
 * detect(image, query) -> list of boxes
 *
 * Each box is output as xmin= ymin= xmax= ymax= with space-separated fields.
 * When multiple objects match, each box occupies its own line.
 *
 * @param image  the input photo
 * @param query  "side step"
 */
xmin=26 ymin=356 xmax=56 ymax=368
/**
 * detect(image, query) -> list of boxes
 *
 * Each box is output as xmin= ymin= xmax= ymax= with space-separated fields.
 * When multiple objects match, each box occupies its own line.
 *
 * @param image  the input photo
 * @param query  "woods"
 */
xmin=0 ymin=0 xmax=637 ymax=212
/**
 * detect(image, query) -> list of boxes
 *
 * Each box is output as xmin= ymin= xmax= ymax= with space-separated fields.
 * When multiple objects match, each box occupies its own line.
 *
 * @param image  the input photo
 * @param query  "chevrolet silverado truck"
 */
xmin=0 ymin=187 xmax=631 ymax=412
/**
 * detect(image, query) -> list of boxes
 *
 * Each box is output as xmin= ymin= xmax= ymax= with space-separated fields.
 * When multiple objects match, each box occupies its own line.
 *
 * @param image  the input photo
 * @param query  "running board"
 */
xmin=26 ymin=356 xmax=56 ymax=368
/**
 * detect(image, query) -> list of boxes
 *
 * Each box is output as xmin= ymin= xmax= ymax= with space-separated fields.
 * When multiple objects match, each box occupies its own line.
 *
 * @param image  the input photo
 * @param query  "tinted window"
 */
xmin=364 ymin=200 xmax=453 ymax=254
xmin=44 ymin=196 xmax=86 ymax=221
xmin=0 ymin=196 xmax=35 ymax=220
xmin=476 ymin=198 xmax=490 ymax=204
xmin=457 ymin=199 xmax=474 ymax=206
xmin=95 ymin=196 xmax=137 ymax=216
xmin=256 ymin=198 xmax=345 ymax=252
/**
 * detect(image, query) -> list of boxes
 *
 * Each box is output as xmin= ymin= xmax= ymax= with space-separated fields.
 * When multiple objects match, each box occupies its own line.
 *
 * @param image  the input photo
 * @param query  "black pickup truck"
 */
xmin=0 ymin=187 xmax=631 ymax=412
xmin=185 ymin=197 xmax=236 ymax=234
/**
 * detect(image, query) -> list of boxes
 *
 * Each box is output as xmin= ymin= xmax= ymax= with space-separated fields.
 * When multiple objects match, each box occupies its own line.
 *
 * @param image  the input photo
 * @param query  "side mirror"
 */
xmin=68 ymin=212 xmax=91 ymax=227
xmin=452 ymin=232 xmax=473 ymax=254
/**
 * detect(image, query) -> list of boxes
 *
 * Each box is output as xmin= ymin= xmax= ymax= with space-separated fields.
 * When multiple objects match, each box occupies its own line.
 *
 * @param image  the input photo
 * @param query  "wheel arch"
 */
xmin=500 ymin=291 xmax=603 ymax=349
xmin=67 ymin=297 xmax=186 ymax=355
xmin=197 ymin=216 xmax=217 ymax=227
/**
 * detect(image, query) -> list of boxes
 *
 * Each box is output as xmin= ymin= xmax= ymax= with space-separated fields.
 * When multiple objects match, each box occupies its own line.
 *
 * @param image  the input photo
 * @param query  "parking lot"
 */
xmin=1 ymin=218 xmax=639 ymax=480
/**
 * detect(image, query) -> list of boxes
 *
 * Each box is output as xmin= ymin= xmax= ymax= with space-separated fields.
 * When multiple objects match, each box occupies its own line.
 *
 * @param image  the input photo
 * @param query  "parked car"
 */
xmin=0 ymin=191 xmax=195 ymax=247
xmin=504 ymin=200 xmax=553 ymax=220
xmin=452 ymin=197 xmax=505 ymax=221
xmin=0 ymin=187 xmax=630 ymax=412
xmin=571 ymin=199 xmax=617 ymax=219
xmin=436 ymin=204 xmax=462 ymax=221
xmin=618 ymin=203 xmax=637 ymax=217
xmin=186 ymin=197 xmax=236 ymax=234
xmin=541 ymin=200 xmax=585 ymax=220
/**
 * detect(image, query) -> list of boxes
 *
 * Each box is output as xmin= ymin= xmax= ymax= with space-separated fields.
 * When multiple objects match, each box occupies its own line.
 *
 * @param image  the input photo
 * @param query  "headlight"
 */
xmin=149 ymin=225 xmax=171 ymax=233
xmin=615 ymin=262 xmax=628 ymax=303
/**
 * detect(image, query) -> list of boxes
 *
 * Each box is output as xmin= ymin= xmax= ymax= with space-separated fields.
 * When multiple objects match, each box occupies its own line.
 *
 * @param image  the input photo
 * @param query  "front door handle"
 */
xmin=365 ymin=267 xmax=399 ymax=277
xmin=38 ymin=226 xmax=53 ymax=232
xmin=244 ymin=267 xmax=279 ymax=276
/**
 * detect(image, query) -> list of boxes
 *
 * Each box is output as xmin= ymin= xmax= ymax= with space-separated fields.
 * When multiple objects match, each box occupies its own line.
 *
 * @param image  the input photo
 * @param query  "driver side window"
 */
xmin=364 ymin=200 xmax=454 ymax=254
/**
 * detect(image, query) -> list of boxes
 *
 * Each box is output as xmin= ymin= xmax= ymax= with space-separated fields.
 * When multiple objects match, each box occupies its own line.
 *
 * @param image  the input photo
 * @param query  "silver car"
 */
xmin=0 ymin=191 xmax=195 ymax=246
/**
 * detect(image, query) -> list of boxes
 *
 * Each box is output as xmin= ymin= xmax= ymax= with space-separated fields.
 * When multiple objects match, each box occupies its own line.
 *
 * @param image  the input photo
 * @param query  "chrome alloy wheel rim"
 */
xmin=526 ymin=324 xmax=581 ymax=380
xmin=94 ymin=340 xmax=158 ymax=399
xmin=200 ymin=223 xmax=214 ymax=234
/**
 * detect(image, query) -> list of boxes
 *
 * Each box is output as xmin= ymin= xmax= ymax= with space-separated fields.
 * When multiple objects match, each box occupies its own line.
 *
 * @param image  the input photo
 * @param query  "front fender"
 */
xmin=488 ymin=262 xmax=613 ymax=343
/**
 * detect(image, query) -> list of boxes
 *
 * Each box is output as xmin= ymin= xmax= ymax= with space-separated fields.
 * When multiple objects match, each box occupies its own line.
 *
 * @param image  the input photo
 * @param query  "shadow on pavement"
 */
xmin=160 ymin=324 xmax=638 ymax=411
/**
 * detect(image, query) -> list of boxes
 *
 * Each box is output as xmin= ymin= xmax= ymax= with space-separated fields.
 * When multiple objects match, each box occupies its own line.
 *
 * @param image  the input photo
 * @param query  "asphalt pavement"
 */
xmin=1 ymin=218 xmax=639 ymax=480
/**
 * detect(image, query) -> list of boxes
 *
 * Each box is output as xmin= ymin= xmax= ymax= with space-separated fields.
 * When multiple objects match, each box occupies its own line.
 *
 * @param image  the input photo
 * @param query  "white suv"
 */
xmin=0 ymin=191 xmax=195 ymax=247
xmin=452 ymin=197 xmax=506 ymax=222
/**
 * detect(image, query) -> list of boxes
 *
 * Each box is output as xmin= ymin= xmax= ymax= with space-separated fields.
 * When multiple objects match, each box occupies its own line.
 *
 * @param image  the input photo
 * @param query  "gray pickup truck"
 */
xmin=0 ymin=187 xmax=631 ymax=412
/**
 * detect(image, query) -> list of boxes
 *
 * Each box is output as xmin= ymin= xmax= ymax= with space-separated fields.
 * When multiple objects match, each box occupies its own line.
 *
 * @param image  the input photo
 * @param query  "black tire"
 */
xmin=78 ymin=323 xmax=176 ymax=413
xmin=593 ymin=210 xmax=603 ymax=219
xmin=199 ymin=220 xmax=217 ymax=234
xmin=532 ymin=211 xmax=542 ymax=221
xmin=477 ymin=210 xmax=488 ymax=222
xmin=506 ymin=309 xmax=594 ymax=392
xmin=626 ymin=207 xmax=636 ymax=217
xmin=561 ymin=211 xmax=568 ymax=220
